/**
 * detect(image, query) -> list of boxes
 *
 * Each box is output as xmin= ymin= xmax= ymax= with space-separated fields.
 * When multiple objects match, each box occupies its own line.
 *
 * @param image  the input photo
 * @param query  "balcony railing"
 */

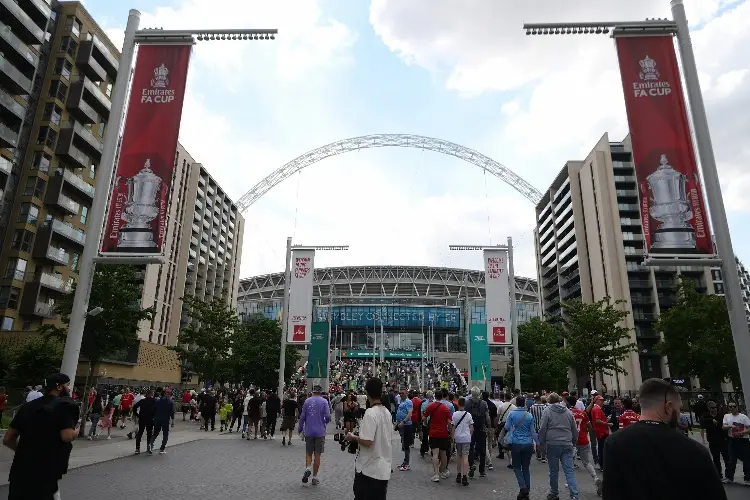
xmin=89 ymin=35 xmax=119 ymax=77
xmin=56 ymin=139 xmax=90 ymax=169
xmin=45 ymin=245 xmax=70 ymax=265
xmin=62 ymin=169 xmax=95 ymax=198
xmin=0 ymin=87 xmax=25 ymax=121
xmin=38 ymin=271 xmax=72 ymax=293
xmin=0 ymin=21 xmax=38 ymax=69
xmin=0 ymin=0 xmax=45 ymax=43
xmin=0 ymin=53 xmax=32 ymax=94
xmin=33 ymin=302 xmax=56 ymax=318
xmin=49 ymin=219 xmax=86 ymax=246
xmin=0 ymin=121 xmax=18 ymax=149
xmin=0 ymin=155 xmax=12 ymax=176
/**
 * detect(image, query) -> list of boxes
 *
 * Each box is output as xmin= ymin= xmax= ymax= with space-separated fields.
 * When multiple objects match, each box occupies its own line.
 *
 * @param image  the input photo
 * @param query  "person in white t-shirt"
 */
xmin=722 ymin=402 xmax=750 ymax=484
xmin=452 ymin=397 xmax=474 ymax=486
xmin=346 ymin=377 xmax=392 ymax=500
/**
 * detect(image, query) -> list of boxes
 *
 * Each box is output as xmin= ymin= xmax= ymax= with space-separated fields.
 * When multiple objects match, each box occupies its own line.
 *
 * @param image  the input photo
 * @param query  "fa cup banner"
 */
xmin=101 ymin=44 xmax=192 ymax=255
xmin=615 ymin=36 xmax=711 ymax=255
xmin=287 ymin=249 xmax=315 ymax=344
xmin=484 ymin=248 xmax=511 ymax=346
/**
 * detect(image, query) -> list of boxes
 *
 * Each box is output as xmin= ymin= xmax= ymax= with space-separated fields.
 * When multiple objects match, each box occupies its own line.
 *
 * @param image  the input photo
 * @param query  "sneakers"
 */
xmin=242 ymin=432 xmax=246 ymax=439
xmin=541 ymin=458 xmax=548 ymax=463
xmin=546 ymin=494 xmax=560 ymax=500
xmin=469 ymin=466 xmax=475 ymax=478
xmin=462 ymin=475 xmax=469 ymax=486
xmin=127 ymin=432 xmax=133 ymax=440
xmin=455 ymin=473 xmax=461 ymax=484
xmin=159 ymin=449 xmax=166 ymax=455
xmin=507 ymin=463 xmax=514 ymax=469
xmin=282 ymin=437 xmax=286 ymax=446
xmin=479 ymin=472 xmax=487 ymax=477
xmin=487 ymin=463 xmax=494 ymax=470
xmin=430 ymin=475 xmax=440 ymax=482
xmin=397 ymin=464 xmax=410 ymax=471
xmin=147 ymin=448 xmax=153 ymax=455
xmin=134 ymin=450 xmax=140 ymax=455
xmin=302 ymin=469 xmax=311 ymax=484
xmin=269 ymin=435 xmax=275 ymax=440
xmin=439 ymin=470 xmax=450 ymax=479
xmin=311 ymin=478 xmax=319 ymax=486
xmin=595 ymin=477 xmax=603 ymax=496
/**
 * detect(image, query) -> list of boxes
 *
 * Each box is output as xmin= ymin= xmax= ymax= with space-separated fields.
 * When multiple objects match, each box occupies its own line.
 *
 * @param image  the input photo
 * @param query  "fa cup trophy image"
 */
xmin=646 ymin=154 xmax=696 ymax=250
xmin=117 ymin=159 xmax=162 ymax=251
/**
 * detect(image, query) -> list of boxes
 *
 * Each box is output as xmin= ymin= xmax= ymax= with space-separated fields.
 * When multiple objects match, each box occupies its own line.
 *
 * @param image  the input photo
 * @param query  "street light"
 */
xmin=522 ymin=0 xmax=750 ymax=405
xmin=448 ymin=237 xmax=520 ymax=392
xmin=60 ymin=9 xmax=278 ymax=386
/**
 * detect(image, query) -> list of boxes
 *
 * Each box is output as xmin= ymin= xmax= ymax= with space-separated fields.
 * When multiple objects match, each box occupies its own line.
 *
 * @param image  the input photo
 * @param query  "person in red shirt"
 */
xmin=0 ymin=386 xmax=6 ymax=413
xmin=182 ymin=390 xmax=193 ymax=421
xmin=567 ymin=395 xmax=601 ymax=494
xmin=618 ymin=398 xmax=641 ymax=429
xmin=424 ymin=391 xmax=452 ymax=482
xmin=119 ymin=388 xmax=135 ymax=429
xmin=590 ymin=395 xmax=611 ymax=472
xmin=411 ymin=394 xmax=422 ymax=426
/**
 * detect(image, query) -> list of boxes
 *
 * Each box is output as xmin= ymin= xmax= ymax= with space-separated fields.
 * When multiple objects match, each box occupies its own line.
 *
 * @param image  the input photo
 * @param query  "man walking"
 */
xmin=722 ymin=401 xmax=750 ymax=484
xmin=529 ymin=394 xmax=548 ymax=462
xmin=568 ymin=395 xmax=602 ymax=495
xmin=199 ymin=390 xmax=217 ymax=432
xmin=265 ymin=390 xmax=281 ymax=439
xmin=151 ymin=388 xmax=175 ymax=454
xmin=395 ymin=388 xmax=414 ymax=471
xmin=131 ymin=390 xmax=156 ymax=455
xmin=424 ymin=389 xmax=452 ymax=482
xmin=538 ymin=392 xmax=579 ymax=500
xmin=465 ymin=386 xmax=490 ymax=478
xmin=298 ymin=385 xmax=331 ymax=486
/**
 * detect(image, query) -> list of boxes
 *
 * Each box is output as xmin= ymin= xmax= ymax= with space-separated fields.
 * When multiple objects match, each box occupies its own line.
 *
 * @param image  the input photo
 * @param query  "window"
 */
xmin=23 ymin=177 xmax=46 ymax=199
xmin=65 ymin=16 xmax=81 ymax=37
xmin=32 ymin=152 xmax=51 ymax=172
xmin=53 ymin=58 xmax=72 ymax=80
xmin=96 ymin=120 xmax=106 ymax=137
xmin=36 ymin=127 xmax=58 ymax=150
xmin=48 ymin=81 xmax=68 ymax=104
xmin=0 ymin=317 xmax=13 ymax=331
xmin=80 ymin=206 xmax=88 ymax=224
xmin=715 ymin=283 xmax=725 ymax=294
xmin=70 ymin=253 xmax=80 ymax=271
xmin=59 ymin=36 xmax=78 ymax=58
xmin=43 ymin=103 xmax=62 ymax=126
xmin=105 ymin=82 xmax=113 ymax=98
xmin=0 ymin=287 xmax=21 ymax=310
xmin=18 ymin=203 xmax=40 ymax=225
xmin=5 ymin=258 xmax=26 ymax=281
xmin=712 ymin=269 xmax=722 ymax=281
xmin=89 ymin=164 xmax=96 ymax=179
xmin=11 ymin=230 xmax=34 ymax=253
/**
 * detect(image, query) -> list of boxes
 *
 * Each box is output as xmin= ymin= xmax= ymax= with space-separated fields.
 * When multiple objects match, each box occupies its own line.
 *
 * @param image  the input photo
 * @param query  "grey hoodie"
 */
xmin=538 ymin=402 xmax=577 ymax=447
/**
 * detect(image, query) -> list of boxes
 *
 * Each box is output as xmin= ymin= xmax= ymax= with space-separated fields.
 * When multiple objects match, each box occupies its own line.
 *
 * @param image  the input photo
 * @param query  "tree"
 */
xmin=561 ymin=297 xmax=637 ymax=388
xmin=654 ymin=277 xmax=738 ymax=390
xmin=504 ymin=318 xmax=569 ymax=392
xmin=170 ymin=295 xmax=238 ymax=385
xmin=229 ymin=314 xmax=301 ymax=390
xmin=6 ymin=337 xmax=63 ymax=388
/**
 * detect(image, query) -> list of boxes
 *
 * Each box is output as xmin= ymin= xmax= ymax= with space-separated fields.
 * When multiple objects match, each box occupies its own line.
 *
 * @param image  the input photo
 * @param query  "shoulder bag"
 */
xmin=501 ymin=412 xmax=528 ymax=450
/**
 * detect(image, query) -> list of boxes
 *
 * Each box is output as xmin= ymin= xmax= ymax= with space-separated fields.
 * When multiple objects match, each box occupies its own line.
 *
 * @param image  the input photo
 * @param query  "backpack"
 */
xmin=466 ymin=398 xmax=488 ymax=431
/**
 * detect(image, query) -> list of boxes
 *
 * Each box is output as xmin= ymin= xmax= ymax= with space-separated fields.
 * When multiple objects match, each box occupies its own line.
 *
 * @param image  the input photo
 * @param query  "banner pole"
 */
xmin=60 ymin=10 xmax=141 ymax=384
xmin=465 ymin=279 xmax=472 ymax=390
xmin=508 ymin=236 xmax=521 ymax=392
xmin=278 ymin=236 xmax=292 ymax=399
xmin=325 ymin=279 xmax=332 ymax=392
xmin=671 ymin=0 xmax=750 ymax=405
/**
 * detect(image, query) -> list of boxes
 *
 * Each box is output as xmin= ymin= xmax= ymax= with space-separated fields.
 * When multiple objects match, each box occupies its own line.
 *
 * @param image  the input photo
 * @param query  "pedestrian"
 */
xmin=419 ymin=391 xmax=433 ymax=459
xmin=465 ymin=386 xmax=490 ymax=478
xmin=265 ymin=390 xmax=281 ymax=439
xmin=200 ymin=390 xmax=217 ymax=432
xmin=451 ymin=397 xmax=473 ymax=486
xmin=151 ymin=388 xmax=175 ymax=454
xmin=130 ymin=389 xmax=156 ymax=455
xmin=538 ymin=392 xmax=579 ymax=500
xmin=424 ymin=389 xmax=452 ymax=482
xmin=2 ymin=373 xmax=80 ymax=500
xmin=348 ymin=377 xmax=392 ymax=500
xmin=181 ymin=389 xmax=192 ymax=421
xmin=602 ymin=378 xmax=726 ymax=499
xmin=529 ymin=394 xmax=547 ymax=462
xmin=395 ymin=388 xmax=414 ymax=471
xmin=281 ymin=390 xmax=299 ymax=446
xmin=590 ymin=393 xmax=610 ymax=471
xmin=118 ymin=387 xmax=135 ymax=429
xmin=504 ymin=395 xmax=538 ymax=500
xmin=247 ymin=389 xmax=262 ymax=439
xmin=722 ymin=400 xmax=750 ymax=484
xmin=229 ymin=391 xmax=244 ymax=432
xmin=298 ymin=385 xmax=331 ymax=486
xmin=481 ymin=390 xmax=497 ymax=470
xmin=87 ymin=394 xmax=104 ymax=440
xmin=567 ymin=395 xmax=602 ymax=495
xmin=701 ymin=401 xmax=729 ymax=482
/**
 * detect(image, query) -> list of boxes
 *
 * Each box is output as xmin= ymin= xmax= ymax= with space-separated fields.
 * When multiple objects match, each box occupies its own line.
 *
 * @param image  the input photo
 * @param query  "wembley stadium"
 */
xmin=236 ymin=265 xmax=540 ymax=384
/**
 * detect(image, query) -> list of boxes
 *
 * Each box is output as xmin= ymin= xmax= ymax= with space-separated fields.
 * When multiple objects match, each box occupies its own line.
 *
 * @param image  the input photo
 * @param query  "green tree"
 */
xmin=6 ymin=337 xmax=63 ymax=388
xmin=170 ymin=295 xmax=238 ymax=384
xmin=561 ymin=297 xmax=636 ymax=388
xmin=229 ymin=314 xmax=301 ymax=390
xmin=504 ymin=318 xmax=569 ymax=392
xmin=654 ymin=277 xmax=738 ymax=390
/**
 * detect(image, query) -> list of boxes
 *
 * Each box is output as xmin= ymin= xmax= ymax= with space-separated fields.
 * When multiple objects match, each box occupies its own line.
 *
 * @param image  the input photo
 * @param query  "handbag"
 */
xmin=502 ymin=412 xmax=528 ymax=450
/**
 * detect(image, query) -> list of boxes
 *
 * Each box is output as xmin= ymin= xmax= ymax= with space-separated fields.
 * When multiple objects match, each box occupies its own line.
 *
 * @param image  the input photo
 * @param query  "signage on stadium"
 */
xmin=315 ymin=305 xmax=460 ymax=329
xmin=339 ymin=350 xmax=424 ymax=359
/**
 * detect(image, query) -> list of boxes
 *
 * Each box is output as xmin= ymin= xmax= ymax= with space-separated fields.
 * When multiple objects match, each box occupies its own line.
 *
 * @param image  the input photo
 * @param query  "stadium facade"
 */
xmin=237 ymin=265 xmax=541 ymax=381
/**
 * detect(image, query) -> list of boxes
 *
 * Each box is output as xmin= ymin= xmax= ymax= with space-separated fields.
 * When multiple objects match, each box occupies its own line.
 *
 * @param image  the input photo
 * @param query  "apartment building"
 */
xmin=534 ymin=133 xmax=719 ymax=393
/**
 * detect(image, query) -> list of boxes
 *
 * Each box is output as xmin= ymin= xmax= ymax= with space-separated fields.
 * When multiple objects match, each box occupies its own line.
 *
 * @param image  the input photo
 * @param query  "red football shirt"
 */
xmin=571 ymin=408 xmax=590 ymax=446
xmin=411 ymin=397 xmax=422 ymax=424
xmin=120 ymin=393 xmax=135 ymax=409
xmin=424 ymin=401 xmax=451 ymax=438
xmin=618 ymin=409 xmax=640 ymax=429
xmin=590 ymin=404 xmax=610 ymax=439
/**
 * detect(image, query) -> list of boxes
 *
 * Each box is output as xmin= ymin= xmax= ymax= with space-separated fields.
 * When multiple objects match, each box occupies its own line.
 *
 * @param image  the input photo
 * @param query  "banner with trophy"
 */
xmin=484 ymin=248 xmax=512 ymax=346
xmin=615 ymin=35 xmax=712 ymax=255
xmin=101 ymin=44 xmax=192 ymax=255
xmin=287 ymin=249 xmax=315 ymax=344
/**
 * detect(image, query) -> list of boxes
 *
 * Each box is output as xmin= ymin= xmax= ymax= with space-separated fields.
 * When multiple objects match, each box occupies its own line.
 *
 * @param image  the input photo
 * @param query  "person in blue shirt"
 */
xmin=151 ymin=388 xmax=175 ymax=454
xmin=440 ymin=389 xmax=455 ymax=414
xmin=504 ymin=396 xmax=539 ymax=500
xmin=395 ymin=388 xmax=414 ymax=471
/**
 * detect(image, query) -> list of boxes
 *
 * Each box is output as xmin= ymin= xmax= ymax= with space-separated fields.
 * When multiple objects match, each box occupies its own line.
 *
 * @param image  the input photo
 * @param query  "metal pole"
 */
xmin=671 ymin=0 xmax=750 ymax=403
xmin=421 ymin=318 xmax=425 ymax=392
xmin=508 ymin=236 xmax=521 ymax=392
xmin=60 ymin=10 xmax=141 ymax=384
xmin=380 ymin=323 xmax=385 ymax=363
xmin=465 ymin=283 xmax=472 ymax=389
xmin=278 ymin=237 xmax=292 ymax=399
xmin=325 ymin=279 xmax=333 ymax=392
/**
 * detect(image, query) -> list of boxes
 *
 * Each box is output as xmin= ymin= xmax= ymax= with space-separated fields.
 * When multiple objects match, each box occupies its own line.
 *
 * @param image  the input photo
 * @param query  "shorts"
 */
xmin=120 ymin=407 xmax=131 ymax=417
xmin=305 ymin=436 xmax=325 ymax=455
xmin=280 ymin=416 xmax=295 ymax=431
xmin=455 ymin=442 xmax=471 ymax=456
xmin=182 ymin=404 xmax=190 ymax=412
xmin=429 ymin=437 xmax=451 ymax=451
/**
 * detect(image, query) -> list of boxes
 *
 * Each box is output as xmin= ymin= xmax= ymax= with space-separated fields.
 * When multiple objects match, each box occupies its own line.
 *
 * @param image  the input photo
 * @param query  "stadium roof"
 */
xmin=238 ymin=265 xmax=538 ymax=302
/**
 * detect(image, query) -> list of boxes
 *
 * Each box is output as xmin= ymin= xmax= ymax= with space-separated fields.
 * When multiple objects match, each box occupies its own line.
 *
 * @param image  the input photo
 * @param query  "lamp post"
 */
xmin=448 ymin=237 xmax=520 ymax=392
xmin=522 ymin=0 xmax=750 ymax=405
xmin=277 ymin=243 xmax=348 ymax=398
xmin=59 ymin=8 xmax=278 ymax=386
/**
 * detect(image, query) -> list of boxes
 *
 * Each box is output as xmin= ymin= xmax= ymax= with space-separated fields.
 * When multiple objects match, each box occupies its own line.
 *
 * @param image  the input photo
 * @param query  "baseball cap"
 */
xmin=590 ymin=390 xmax=599 ymax=396
xmin=44 ymin=373 xmax=70 ymax=389
xmin=312 ymin=385 xmax=323 ymax=393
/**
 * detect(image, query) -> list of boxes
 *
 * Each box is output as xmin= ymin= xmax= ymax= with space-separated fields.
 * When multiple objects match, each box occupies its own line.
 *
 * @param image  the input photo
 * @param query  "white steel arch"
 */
xmin=236 ymin=134 xmax=543 ymax=211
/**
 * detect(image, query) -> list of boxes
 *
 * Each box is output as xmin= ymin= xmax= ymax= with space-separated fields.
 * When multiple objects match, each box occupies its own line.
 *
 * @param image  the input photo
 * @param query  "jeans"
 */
xmin=136 ymin=420 xmax=154 ymax=451
xmin=597 ymin=435 xmax=608 ymax=471
xmin=420 ymin=425 xmax=430 ymax=456
xmin=242 ymin=415 xmax=249 ymax=433
xmin=88 ymin=414 xmax=100 ymax=437
xmin=469 ymin=429 xmax=487 ymax=473
xmin=727 ymin=438 xmax=750 ymax=481
xmin=547 ymin=444 xmax=579 ymax=498
xmin=230 ymin=413 xmax=242 ymax=431
xmin=152 ymin=419 xmax=170 ymax=451
xmin=588 ymin=429 xmax=599 ymax=464
xmin=576 ymin=444 xmax=599 ymax=480
xmin=708 ymin=439 xmax=729 ymax=479
xmin=267 ymin=417 xmax=277 ymax=437
xmin=400 ymin=425 xmax=414 ymax=465
xmin=202 ymin=412 xmax=215 ymax=431
xmin=511 ymin=444 xmax=534 ymax=491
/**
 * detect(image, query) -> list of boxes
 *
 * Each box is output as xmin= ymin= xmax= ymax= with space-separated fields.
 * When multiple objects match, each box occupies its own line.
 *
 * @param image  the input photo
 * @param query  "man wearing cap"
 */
xmin=3 ymin=373 xmax=80 ymax=500
xmin=298 ymin=385 xmax=331 ymax=486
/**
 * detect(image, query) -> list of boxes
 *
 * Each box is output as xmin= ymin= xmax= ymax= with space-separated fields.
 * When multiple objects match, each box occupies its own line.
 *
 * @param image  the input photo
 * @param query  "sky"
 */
xmin=82 ymin=0 xmax=750 ymax=281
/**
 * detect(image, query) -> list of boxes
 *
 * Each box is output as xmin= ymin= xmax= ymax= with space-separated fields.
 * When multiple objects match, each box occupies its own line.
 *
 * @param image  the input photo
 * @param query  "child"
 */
xmin=219 ymin=400 xmax=233 ymax=432
xmin=99 ymin=401 xmax=115 ymax=440
xmin=452 ymin=397 xmax=474 ymax=486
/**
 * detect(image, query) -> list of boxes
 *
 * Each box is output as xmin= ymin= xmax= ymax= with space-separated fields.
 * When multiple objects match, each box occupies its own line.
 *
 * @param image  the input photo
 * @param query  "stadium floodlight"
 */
xmin=292 ymin=245 xmax=349 ymax=251
xmin=448 ymin=237 xmax=520 ymax=392
xmin=523 ymin=19 xmax=676 ymax=37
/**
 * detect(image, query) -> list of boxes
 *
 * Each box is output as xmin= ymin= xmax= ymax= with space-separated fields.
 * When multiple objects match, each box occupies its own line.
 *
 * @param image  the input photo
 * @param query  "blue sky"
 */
xmin=81 ymin=0 xmax=750 ymax=280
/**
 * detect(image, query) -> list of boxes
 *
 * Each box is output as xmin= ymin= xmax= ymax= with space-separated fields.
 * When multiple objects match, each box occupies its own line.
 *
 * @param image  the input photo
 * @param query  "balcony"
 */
xmin=0 ymin=21 xmax=38 ymax=73
xmin=47 ymin=219 xmax=85 ymax=247
xmin=70 ymin=78 xmax=110 ymax=117
xmin=87 ymin=36 xmax=119 ymax=78
xmin=0 ymin=53 xmax=32 ymax=94
xmin=32 ymin=236 xmax=69 ymax=265
xmin=0 ymin=122 xmax=18 ymax=149
xmin=23 ymin=0 xmax=52 ymax=23
xmin=66 ymin=79 xmax=98 ymax=124
xmin=75 ymin=41 xmax=107 ymax=82
xmin=56 ymin=136 xmax=90 ymax=169
xmin=0 ymin=88 xmax=25 ymax=125
xmin=0 ymin=0 xmax=45 ymax=44
xmin=19 ymin=299 xmax=56 ymax=319
xmin=61 ymin=168 xmax=95 ymax=199
xmin=59 ymin=121 xmax=102 ymax=158
xmin=0 ymin=156 xmax=11 ymax=176
xmin=44 ymin=183 xmax=80 ymax=215
xmin=629 ymin=279 xmax=652 ymax=289
xmin=36 ymin=271 xmax=71 ymax=293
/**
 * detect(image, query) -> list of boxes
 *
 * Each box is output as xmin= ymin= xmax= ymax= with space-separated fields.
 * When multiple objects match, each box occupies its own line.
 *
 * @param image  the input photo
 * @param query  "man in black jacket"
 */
xmin=701 ymin=401 xmax=729 ymax=481
xmin=151 ymin=389 xmax=175 ymax=454
xmin=265 ymin=390 xmax=281 ymax=439
xmin=131 ymin=390 xmax=156 ymax=454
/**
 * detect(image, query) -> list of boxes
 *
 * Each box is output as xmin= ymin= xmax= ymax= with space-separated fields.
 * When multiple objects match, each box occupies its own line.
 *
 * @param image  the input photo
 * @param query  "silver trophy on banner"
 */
xmin=647 ymin=154 xmax=696 ymax=249
xmin=117 ymin=159 xmax=162 ymax=251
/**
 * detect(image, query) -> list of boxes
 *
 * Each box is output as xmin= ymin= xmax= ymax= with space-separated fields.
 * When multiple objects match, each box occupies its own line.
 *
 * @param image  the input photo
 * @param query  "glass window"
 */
xmin=22 ymin=177 xmax=45 ymax=198
xmin=43 ymin=103 xmax=62 ymax=126
xmin=65 ymin=16 xmax=81 ymax=37
xmin=4 ymin=258 xmax=26 ymax=281
xmin=0 ymin=317 xmax=13 ymax=331
xmin=715 ymin=283 xmax=725 ymax=294
xmin=70 ymin=253 xmax=80 ymax=271
xmin=48 ymin=80 xmax=68 ymax=102
xmin=80 ymin=206 xmax=88 ymax=224
xmin=97 ymin=120 xmax=106 ymax=137
xmin=105 ymin=82 xmax=113 ymax=98
xmin=89 ymin=164 xmax=96 ymax=179
xmin=11 ymin=230 xmax=34 ymax=253
xmin=32 ymin=151 xmax=51 ymax=172
xmin=17 ymin=202 xmax=40 ymax=225
xmin=53 ymin=58 xmax=72 ymax=80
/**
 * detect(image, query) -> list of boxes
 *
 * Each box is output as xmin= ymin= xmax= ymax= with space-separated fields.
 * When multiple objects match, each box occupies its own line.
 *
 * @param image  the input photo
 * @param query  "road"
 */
xmin=1 ymin=424 xmax=747 ymax=499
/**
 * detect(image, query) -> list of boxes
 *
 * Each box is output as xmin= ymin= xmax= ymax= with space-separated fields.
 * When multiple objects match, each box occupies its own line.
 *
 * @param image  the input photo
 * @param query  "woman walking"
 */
xmin=87 ymin=395 xmax=104 ymax=440
xmin=99 ymin=401 xmax=115 ymax=439
xmin=504 ymin=396 xmax=539 ymax=500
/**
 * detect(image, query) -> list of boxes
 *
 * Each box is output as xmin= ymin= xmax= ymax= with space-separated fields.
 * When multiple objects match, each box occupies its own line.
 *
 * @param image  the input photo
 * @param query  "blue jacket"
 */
xmin=504 ymin=408 xmax=538 ymax=446
xmin=154 ymin=396 xmax=175 ymax=421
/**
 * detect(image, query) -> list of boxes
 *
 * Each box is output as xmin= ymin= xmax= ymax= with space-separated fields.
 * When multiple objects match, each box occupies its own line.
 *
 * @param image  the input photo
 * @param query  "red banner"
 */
xmin=101 ymin=44 xmax=191 ymax=255
xmin=615 ymin=36 xmax=711 ymax=255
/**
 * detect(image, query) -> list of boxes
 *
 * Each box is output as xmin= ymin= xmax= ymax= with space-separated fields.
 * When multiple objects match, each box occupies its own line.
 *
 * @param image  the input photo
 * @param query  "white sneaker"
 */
xmin=269 ymin=435 xmax=275 ymax=440
xmin=430 ymin=475 xmax=440 ymax=482
xmin=106 ymin=436 xmax=112 ymax=440
xmin=440 ymin=470 xmax=450 ymax=479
